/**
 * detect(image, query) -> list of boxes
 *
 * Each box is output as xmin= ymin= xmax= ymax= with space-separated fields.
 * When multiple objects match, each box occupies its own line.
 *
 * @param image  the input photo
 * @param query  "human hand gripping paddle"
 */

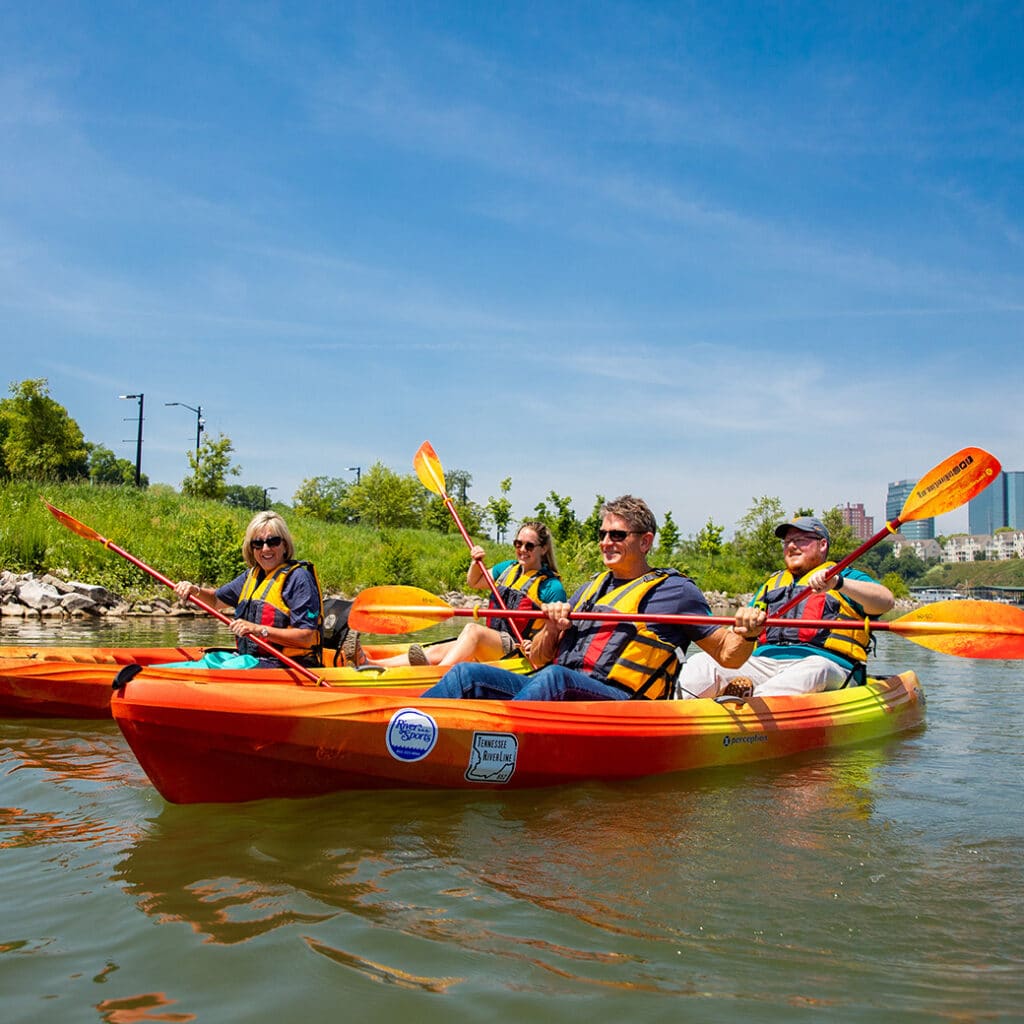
xmin=775 ymin=447 xmax=1001 ymax=616
xmin=42 ymin=500 xmax=324 ymax=685
xmin=413 ymin=440 xmax=527 ymax=649
xmin=348 ymin=585 xmax=1024 ymax=660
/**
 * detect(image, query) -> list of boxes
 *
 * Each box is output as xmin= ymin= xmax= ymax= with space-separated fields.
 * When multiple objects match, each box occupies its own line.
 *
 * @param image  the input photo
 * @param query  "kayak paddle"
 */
xmin=348 ymin=585 xmax=1024 ymax=660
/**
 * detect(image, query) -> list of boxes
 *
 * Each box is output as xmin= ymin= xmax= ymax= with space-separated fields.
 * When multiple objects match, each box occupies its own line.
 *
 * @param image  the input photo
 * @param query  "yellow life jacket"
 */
xmin=235 ymin=561 xmax=323 ymax=665
xmin=755 ymin=561 xmax=870 ymax=664
xmin=488 ymin=563 xmax=558 ymax=641
xmin=557 ymin=569 xmax=686 ymax=700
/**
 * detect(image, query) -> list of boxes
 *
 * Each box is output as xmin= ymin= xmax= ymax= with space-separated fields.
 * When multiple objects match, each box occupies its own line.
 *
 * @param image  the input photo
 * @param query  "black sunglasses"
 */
xmin=251 ymin=536 xmax=283 ymax=550
xmin=597 ymin=529 xmax=642 ymax=542
xmin=513 ymin=539 xmax=537 ymax=552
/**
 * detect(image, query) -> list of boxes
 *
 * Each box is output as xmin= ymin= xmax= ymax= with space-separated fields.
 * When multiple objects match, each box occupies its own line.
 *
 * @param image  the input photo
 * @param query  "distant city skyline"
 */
xmin=886 ymin=480 xmax=935 ymax=541
xmin=839 ymin=503 xmax=875 ymax=542
xmin=968 ymin=471 xmax=1024 ymax=535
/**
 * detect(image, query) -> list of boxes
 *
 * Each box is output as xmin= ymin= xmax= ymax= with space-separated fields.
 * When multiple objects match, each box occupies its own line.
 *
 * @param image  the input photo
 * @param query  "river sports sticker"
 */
xmin=465 ymin=731 xmax=518 ymax=783
xmin=385 ymin=708 xmax=438 ymax=762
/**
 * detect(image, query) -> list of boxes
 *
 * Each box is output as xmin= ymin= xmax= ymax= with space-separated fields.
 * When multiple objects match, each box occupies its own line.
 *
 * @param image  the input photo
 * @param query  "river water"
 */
xmin=1 ymin=619 xmax=1022 ymax=1023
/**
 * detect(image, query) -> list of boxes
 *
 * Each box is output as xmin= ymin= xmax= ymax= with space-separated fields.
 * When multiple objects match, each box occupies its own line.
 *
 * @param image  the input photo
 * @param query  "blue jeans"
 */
xmin=421 ymin=662 xmax=631 ymax=701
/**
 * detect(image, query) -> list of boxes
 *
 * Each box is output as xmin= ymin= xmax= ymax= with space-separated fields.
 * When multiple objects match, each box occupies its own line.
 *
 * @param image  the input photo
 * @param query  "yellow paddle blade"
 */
xmin=898 ymin=447 xmax=1000 ymax=523
xmin=349 ymin=585 xmax=456 ymax=634
xmin=890 ymin=600 xmax=1024 ymax=659
xmin=413 ymin=441 xmax=447 ymax=498
xmin=43 ymin=500 xmax=105 ymax=543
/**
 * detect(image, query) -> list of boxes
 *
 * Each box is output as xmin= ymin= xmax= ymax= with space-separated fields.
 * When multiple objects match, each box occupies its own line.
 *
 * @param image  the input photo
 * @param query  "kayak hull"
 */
xmin=0 ymin=646 xmax=206 ymax=718
xmin=111 ymin=671 xmax=926 ymax=803
xmin=0 ymin=644 xmax=501 ymax=719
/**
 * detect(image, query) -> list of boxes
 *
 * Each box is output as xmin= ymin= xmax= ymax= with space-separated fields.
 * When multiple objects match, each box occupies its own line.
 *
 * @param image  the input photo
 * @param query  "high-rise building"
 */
xmin=969 ymin=471 xmax=1024 ymax=534
xmin=887 ymin=479 xmax=934 ymax=539
xmin=839 ymin=502 xmax=874 ymax=541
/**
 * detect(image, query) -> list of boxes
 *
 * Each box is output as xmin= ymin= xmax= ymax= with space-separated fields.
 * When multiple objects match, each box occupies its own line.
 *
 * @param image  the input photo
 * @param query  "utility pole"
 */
xmin=165 ymin=402 xmax=204 ymax=459
xmin=118 ymin=393 xmax=144 ymax=486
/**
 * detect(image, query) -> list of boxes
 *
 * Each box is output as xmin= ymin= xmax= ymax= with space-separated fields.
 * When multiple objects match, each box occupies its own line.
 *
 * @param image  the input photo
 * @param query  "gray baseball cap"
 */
xmin=774 ymin=516 xmax=830 ymax=542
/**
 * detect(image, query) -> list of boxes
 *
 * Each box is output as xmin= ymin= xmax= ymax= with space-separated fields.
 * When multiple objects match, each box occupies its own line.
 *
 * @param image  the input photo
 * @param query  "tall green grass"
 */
xmin=1 ymin=482 xmax=584 ymax=598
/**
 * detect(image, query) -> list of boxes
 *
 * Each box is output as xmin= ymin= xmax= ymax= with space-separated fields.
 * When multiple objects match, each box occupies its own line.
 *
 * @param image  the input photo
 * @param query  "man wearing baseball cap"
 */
xmin=675 ymin=514 xmax=894 ymax=699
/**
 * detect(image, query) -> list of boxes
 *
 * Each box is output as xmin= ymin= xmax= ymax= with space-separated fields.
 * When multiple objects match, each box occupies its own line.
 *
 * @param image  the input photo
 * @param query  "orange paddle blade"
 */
xmin=43 ymin=500 xmax=106 ymax=544
xmin=898 ymin=447 xmax=1001 ymax=523
xmin=889 ymin=600 xmax=1024 ymax=659
xmin=349 ymin=585 xmax=458 ymax=634
xmin=413 ymin=441 xmax=447 ymax=498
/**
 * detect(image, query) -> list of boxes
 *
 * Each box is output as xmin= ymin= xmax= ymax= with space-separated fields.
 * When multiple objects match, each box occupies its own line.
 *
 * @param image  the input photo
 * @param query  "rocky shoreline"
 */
xmin=0 ymin=570 xmax=916 ymax=623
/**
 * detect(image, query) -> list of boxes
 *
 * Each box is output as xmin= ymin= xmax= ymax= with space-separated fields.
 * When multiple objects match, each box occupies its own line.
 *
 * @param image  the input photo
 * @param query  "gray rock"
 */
xmin=41 ymin=573 xmax=74 ymax=594
xmin=67 ymin=582 xmax=115 ymax=606
xmin=61 ymin=592 xmax=100 ymax=615
xmin=15 ymin=578 xmax=62 ymax=611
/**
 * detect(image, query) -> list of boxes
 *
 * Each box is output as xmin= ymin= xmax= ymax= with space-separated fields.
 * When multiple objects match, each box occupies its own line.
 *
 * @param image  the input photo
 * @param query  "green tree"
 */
xmin=0 ymin=378 xmax=89 ymax=481
xmin=581 ymin=495 xmax=606 ymax=542
xmin=694 ymin=517 xmax=723 ymax=557
xmin=225 ymin=484 xmax=272 ymax=511
xmin=534 ymin=490 xmax=581 ymax=543
xmin=734 ymin=495 xmax=787 ymax=576
xmin=445 ymin=468 xmax=472 ymax=504
xmin=87 ymin=444 xmax=149 ymax=487
xmin=347 ymin=461 xmax=427 ymax=528
xmin=881 ymin=571 xmax=910 ymax=599
xmin=486 ymin=477 xmax=513 ymax=543
xmin=820 ymin=507 xmax=859 ymax=563
xmin=658 ymin=510 xmax=682 ymax=557
xmin=182 ymin=433 xmax=241 ymax=501
xmin=293 ymin=476 xmax=353 ymax=522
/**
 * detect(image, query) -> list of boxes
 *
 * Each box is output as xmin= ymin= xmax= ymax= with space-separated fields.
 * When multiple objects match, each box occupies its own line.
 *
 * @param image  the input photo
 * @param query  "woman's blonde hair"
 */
xmin=517 ymin=520 xmax=559 ymax=576
xmin=241 ymin=511 xmax=296 ymax=568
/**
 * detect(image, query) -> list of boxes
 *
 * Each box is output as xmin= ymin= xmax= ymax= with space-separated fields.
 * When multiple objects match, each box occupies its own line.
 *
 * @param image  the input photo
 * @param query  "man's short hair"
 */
xmin=601 ymin=495 xmax=657 ymax=535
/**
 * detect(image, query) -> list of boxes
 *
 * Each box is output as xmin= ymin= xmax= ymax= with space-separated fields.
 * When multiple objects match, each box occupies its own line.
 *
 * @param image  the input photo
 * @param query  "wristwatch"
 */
xmin=834 ymin=575 xmax=844 ymax=591
xmin=259 ymin=627 xmax=270 ymax=638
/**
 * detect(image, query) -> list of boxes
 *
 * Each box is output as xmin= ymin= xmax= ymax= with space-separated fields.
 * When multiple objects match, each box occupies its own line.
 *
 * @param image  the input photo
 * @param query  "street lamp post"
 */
xmin=165 ymin=402 xmax=204 ymax=459
xmin=118 ymin=393 xmax=144 ymax=486
xmin=348 ymin=466 xmax=361 ymax=484
xmin=263 ymin=486 xmax=278 ymax=510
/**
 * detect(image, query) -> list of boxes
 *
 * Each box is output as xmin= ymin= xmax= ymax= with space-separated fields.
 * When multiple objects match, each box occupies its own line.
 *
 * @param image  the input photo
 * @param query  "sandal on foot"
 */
xmin=722 ymin=676 xmax=754 ymax=699
xmin=341 ymin=629 xmax=368 ymax=668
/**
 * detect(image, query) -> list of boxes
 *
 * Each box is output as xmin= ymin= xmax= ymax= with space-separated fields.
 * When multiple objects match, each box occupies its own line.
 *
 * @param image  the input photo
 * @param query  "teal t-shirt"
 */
xmin=491 ymin=559 xmax=567 ymax=603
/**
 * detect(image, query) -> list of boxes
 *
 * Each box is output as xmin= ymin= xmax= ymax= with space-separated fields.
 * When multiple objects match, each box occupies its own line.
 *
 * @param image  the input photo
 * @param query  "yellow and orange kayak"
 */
xmin=111 ymin=671 xmax=926 ymax=804
xmin=0 ymin=643 xmax=513 ymax=719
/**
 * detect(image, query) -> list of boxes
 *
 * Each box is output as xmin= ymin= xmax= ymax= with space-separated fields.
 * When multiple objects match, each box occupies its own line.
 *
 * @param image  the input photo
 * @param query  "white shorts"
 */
xmin=674 ymin=651 xmax=851 ymax=699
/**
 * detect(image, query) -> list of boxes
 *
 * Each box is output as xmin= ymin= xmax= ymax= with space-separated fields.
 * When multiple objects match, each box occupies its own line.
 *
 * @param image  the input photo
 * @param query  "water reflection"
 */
xmin=95 ymin=991 xmax=195 ymax=1023
xmin=108 ymin=743 xmax=904 ymax=998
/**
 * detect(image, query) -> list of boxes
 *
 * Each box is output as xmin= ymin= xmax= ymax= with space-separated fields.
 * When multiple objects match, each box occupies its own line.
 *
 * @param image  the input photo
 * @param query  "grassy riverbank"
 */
xmin=4 ymin=482 xmax=1022 ymax=602
xmin=0 ymin=482 xmax=526 ymax=599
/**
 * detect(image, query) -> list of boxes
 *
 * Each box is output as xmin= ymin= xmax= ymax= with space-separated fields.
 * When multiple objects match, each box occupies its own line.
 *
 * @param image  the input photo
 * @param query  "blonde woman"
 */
xmin=174 ymin=511 xmax=323 ymax=667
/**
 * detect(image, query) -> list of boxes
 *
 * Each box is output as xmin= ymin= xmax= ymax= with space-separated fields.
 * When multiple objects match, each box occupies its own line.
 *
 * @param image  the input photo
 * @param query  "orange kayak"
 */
xmin=111 ymin=670 xmax=926 ymax=804
xmin=0 ymin=643 xmax=519 ymax=719
xmin=0 ymin=646 xmax=206 ymax=718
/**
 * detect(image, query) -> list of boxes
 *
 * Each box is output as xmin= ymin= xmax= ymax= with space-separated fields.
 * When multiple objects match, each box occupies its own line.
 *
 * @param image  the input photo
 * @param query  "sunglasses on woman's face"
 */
xmin=513 ymin=539 xmax=537 ymax=552
xmin=251 ymin=536 xmax=283 ymax=550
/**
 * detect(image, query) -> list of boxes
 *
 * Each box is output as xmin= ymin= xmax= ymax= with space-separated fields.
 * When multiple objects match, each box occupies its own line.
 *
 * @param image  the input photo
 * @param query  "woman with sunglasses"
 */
xmin=369 ymin=521 xmax=566 ymax=668
xmin=173 ymin=511 xmax=323 ymax=667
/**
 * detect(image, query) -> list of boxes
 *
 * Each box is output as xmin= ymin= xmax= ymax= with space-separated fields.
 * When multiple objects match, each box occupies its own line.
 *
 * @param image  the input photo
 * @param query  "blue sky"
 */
xmin=2 ymin=2 xmax=1021 ymax=538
